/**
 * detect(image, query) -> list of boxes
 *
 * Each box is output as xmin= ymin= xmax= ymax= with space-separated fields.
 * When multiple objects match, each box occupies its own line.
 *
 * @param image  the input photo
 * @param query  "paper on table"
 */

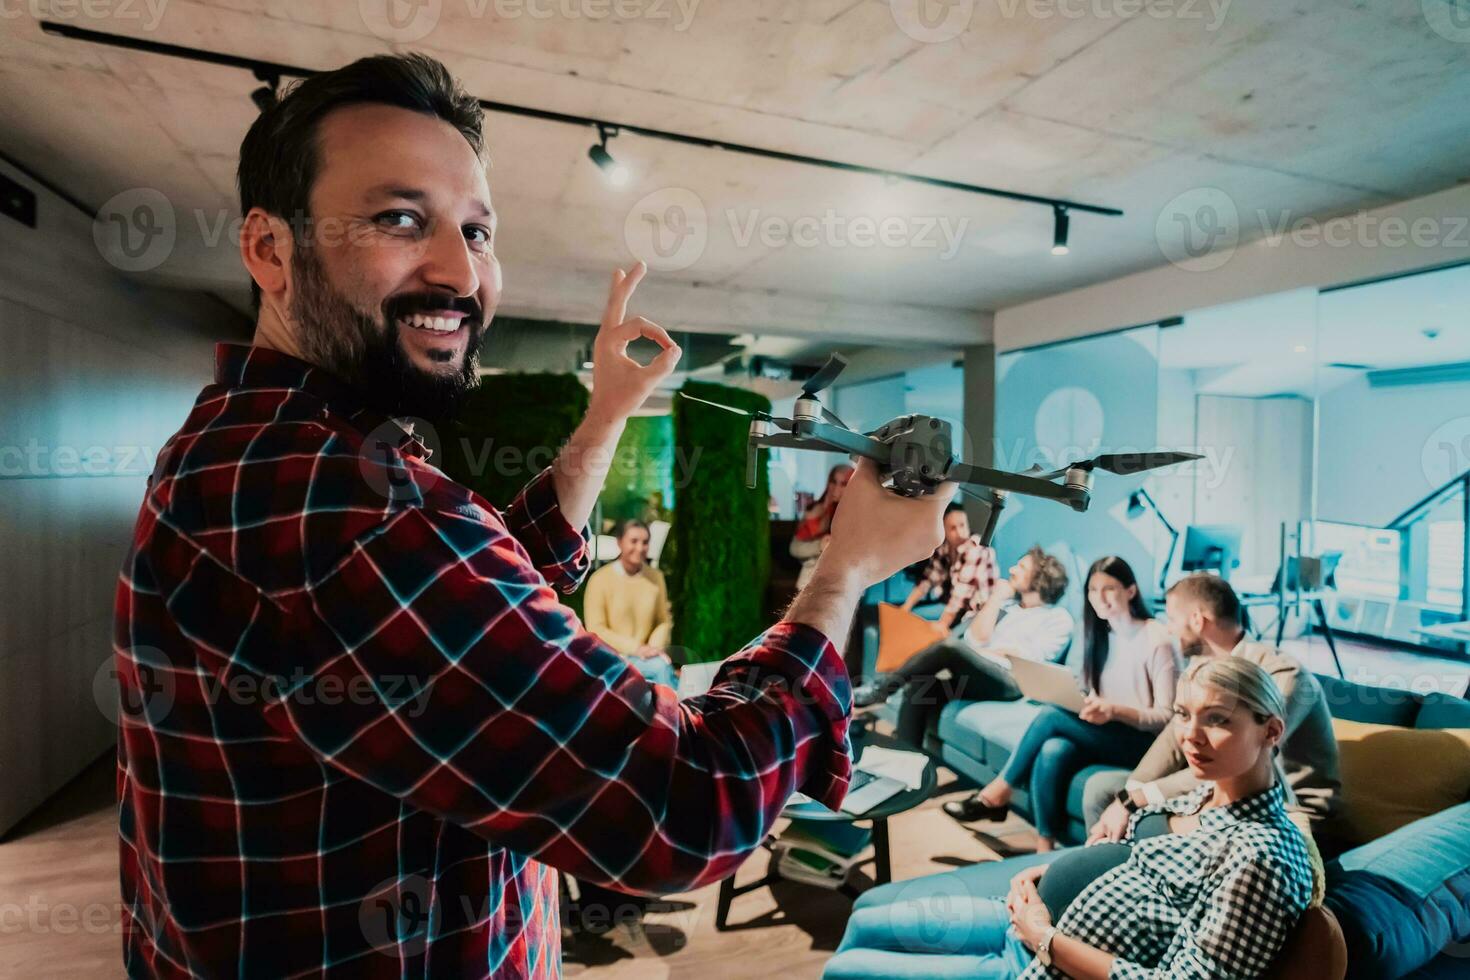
xmin=855 ymin=745 xmax=928 ymax=790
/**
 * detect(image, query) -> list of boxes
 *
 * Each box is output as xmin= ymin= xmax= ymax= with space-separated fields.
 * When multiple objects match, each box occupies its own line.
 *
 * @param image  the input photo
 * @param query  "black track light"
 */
xmin=1052 ymin=205 xmax=1070 ymax=256
xmin=250 ymin=68 xmax=279 ymax=113
xmin=587 ymin=125 xmax=629 ymax=187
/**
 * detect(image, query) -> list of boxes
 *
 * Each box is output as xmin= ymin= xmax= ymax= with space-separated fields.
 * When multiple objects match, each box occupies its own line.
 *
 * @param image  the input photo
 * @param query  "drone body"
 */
xmin=680 ymin=354 xmax=1200 ymax=548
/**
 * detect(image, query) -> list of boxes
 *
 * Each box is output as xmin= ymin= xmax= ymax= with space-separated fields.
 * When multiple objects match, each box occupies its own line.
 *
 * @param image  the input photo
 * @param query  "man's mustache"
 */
xmin=383 ymin=292 xmax=484 ymax=328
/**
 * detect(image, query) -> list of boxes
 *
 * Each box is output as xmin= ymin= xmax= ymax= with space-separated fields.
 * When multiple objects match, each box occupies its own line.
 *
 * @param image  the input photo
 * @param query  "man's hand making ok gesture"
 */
xmin=551 ymin=261 xmax=681 ymax=530
xmin=586 ymin=261 xmax=682 ymax=425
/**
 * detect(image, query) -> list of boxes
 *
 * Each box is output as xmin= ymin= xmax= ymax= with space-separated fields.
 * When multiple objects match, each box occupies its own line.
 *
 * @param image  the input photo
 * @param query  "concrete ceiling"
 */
xmin=3 ymin=0 xmax=1469 ymax=353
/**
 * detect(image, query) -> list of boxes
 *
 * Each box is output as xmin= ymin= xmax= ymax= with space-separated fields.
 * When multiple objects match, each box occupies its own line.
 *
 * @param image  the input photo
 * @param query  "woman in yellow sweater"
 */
xmin=584 ymin=519 xmax=676 ymax=687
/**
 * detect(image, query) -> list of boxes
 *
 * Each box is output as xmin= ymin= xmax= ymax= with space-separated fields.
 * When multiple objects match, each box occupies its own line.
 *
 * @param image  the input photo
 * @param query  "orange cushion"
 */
xmin=1329 ymin=718 xmax=1470 ymax=845
xmin=1265 ymin=906 xmax=1347 ymax=980
xmin=875 ymin=603 xmax=945 ymax=673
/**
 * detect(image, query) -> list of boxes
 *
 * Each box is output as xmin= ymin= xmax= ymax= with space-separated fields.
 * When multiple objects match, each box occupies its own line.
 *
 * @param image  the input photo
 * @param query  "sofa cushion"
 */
xmin=1326 ymin=802 xmax=1470 ymax=980
xmin=1265 ymin=906 xmax=1348 ymax=980
xmin=1318 ymin=674 xmax=1422 ymax=727
xmin=1330 ymin=719 xmax=1470 ymax=845
xmin=875 ymin=603 xmax=945 ymax=673
xmin=1417 ymin=691 xmax=1470 ymax=730
xmin=938 ymin=698 xmax=1042 ymax=769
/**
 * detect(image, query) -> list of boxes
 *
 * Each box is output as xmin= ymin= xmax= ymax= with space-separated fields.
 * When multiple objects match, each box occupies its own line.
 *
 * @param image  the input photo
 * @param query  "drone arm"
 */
xmin=947 ymin=461 xmax=1086 ymax=508
xmin=756 ymin=420 xmax=889 ymax=465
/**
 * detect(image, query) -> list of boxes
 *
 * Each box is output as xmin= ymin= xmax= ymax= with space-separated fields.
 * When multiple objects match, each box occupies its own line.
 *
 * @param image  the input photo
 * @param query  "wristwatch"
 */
xmin=1114 ymin=787 xmax=1140 ymax=813
xmin=1036 ymin=926 xmax=1060 ymax=967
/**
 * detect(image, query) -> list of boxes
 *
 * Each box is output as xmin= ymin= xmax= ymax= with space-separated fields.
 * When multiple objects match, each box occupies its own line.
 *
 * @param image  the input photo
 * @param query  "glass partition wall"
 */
xmin=994 ymin=262 xmax=1470 ymax=678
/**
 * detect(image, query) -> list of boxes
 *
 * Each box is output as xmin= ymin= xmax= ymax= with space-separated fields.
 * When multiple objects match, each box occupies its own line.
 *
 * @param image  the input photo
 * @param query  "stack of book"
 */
xmin=771 ymin=819 xmax=871 ymax=890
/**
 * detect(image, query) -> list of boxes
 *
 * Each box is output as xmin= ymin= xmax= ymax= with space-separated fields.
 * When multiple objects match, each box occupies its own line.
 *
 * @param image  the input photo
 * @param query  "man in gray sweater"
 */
xmin=1086 ymin=573 xmax=1342 ymax=843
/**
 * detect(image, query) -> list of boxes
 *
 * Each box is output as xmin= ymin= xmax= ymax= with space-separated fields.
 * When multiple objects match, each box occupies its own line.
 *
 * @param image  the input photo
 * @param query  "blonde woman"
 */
xmin=827 ymin=657 xmax=1317 ymax=979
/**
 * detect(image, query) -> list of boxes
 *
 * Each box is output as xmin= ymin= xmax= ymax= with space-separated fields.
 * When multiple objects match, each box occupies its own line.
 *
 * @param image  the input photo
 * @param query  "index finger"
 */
xmin=602 ymin=261 xmax=647 ymax=331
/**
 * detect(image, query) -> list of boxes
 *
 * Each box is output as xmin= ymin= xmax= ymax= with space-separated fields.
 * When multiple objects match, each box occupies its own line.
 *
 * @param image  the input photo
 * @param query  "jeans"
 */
xmin=889 ymin=639 xmax=1022 ymax=746
xmin=997 ymin=705 xmax=1158 ymax=840
xmin=823 ymin=895 xmax=1032 ymax=979
xmin=628 ymin=653 xmax=677 ymax=689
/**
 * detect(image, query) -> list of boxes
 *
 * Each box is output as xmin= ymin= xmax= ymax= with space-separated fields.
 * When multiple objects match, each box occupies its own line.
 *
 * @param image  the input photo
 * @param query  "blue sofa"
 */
xmin=829 ymin=670 xmax=1470 ymax=978
xmin=827 ymin=801 xmax=1470 ymax=979
xmin=912 ymin=658 xmax=1470 ymax=847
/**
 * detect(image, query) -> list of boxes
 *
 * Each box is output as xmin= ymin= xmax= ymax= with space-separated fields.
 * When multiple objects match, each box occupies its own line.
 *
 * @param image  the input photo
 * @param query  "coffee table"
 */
xmin=713 ymin=755 xmax=937 ymax=931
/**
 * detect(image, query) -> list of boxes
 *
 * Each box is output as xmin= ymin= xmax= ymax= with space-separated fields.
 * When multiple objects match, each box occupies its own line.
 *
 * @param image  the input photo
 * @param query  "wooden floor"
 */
xmin=0 ymin=743 xmax=1028 ymax=980
xmin=3 ymin=634 xmax=1464 ymax=980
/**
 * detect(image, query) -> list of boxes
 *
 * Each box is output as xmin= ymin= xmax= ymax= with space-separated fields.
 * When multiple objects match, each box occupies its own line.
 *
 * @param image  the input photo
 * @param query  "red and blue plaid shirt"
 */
xmin=113 ymin=344 xmax=852 ymax=978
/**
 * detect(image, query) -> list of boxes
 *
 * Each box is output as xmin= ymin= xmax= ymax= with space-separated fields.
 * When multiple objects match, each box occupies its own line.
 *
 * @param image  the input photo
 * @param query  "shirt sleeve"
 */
xmin=1133 ymin=642 xmax=1180 ymax=732
xmin=1107 ymin=857 xmax=1302 ymax=980
xmin=501 ymin=466 xmax=591 ymax=595
xmin=273 ymin=503 xmax=852 ymax=895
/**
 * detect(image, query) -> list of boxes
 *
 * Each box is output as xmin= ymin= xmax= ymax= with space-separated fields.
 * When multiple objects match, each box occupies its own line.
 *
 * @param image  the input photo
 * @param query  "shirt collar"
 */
xmin=213 ymin=344 xmax=431 ymax=460
xmin=1170 ymin=780 xmax=1288 ymax=829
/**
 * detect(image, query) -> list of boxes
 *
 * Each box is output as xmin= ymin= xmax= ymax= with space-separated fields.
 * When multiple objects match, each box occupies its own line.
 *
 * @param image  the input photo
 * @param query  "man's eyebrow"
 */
xmin=364 ymin=184 xmax=495 ymax=220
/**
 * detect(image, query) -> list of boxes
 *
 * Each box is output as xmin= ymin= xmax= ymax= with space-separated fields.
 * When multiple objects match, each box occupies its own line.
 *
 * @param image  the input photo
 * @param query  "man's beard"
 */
xmin=1180 ymin=634 xmax=1206 ymax=658
xmin=288 ymin=246 xmax=486 ymax=423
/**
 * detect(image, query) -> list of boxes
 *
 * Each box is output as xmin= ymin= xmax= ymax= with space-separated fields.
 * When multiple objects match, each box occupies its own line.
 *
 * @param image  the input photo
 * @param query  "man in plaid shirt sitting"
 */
xmin=898 ymin=502 xmax=999 ymax=633
xmin=112 ymin=53 xmax=949 ymax=978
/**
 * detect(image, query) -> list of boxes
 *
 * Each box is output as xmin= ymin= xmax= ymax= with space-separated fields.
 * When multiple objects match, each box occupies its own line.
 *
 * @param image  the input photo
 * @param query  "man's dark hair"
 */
xmin=236 ymin=53 xmax=485 ymax=310
xmin=616 ymin=519 xmax=650 ymax=540
xmin=1026 ymin=545 xmax=1069 ymax=606
xmin=1167 ymin=572 xmax=1242 ymax=626
xmin=944 ymin=502 xmax=967 ymax=517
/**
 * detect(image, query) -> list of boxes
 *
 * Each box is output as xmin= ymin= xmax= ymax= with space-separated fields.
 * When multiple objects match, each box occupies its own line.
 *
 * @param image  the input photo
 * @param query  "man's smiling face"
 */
xmin=284 ymin=102 xmax=503 ymax=419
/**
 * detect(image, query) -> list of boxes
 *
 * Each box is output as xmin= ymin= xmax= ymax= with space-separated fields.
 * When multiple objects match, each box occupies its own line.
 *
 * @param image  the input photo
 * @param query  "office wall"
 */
xmin=993 ymin=326 xmax=1163 ymax=604
xmin=1318 ymin=374 xmax=1470 ymax=527
xmin=0 ymin=159 xmax=247 ymax=836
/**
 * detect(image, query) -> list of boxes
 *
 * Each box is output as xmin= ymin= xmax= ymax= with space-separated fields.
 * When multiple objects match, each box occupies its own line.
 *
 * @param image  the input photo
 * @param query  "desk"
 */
xmin=1414 ymin=621 xmax=1470 ymax=644
xmin=1239 ymin=591 xmax=1345 ymax=679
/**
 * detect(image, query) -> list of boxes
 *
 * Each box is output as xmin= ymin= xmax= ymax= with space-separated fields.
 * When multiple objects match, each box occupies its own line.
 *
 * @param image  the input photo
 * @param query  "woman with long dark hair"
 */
xmin=790 ymin=462 xmax=854 ymax=589
xmin=944 ymin=556 xmax=1179 ymax=851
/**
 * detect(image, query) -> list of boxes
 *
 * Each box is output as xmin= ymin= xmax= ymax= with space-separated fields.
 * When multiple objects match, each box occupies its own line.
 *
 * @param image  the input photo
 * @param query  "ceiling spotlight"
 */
xmin=250 ymin=68 xmax=279 ymax=114
xmin=1051 ymin=205 xmax=1070 ymax=256
xmin=588 ymin=125 xmax=629 ymax=187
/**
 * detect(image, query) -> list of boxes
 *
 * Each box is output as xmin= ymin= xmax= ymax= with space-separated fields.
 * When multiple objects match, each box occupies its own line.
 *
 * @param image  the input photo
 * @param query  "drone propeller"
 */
xmin=1034 ymin=450 xmax=1202 ymax=481
xmin=675 ymin=390 xmax=795 ymax=429
xmin=801 ymin=354 xmax=848 ymax=397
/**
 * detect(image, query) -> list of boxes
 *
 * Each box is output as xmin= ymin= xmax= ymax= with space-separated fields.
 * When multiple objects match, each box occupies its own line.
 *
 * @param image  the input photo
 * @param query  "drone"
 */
xmin=679 ymin=354 xmax=1200 ymax=548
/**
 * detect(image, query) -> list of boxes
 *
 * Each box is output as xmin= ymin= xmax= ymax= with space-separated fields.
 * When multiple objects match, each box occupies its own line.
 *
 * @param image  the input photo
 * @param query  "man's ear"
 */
xmin=240 ymin=207 xmax=293 ymax=310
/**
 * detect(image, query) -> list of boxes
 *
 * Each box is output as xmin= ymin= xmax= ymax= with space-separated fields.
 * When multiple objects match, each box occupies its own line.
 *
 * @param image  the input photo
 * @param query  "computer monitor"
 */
xmin=1181 ymin=525 xmax=1243 ymax=578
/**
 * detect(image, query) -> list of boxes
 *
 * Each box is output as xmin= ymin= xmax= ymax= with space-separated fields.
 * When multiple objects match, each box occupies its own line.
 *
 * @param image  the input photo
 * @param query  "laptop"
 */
xmin=1004 ymin=654 xmax=1087 ymax=713
xmin=839 ymin=767 xmax=907 ymax=816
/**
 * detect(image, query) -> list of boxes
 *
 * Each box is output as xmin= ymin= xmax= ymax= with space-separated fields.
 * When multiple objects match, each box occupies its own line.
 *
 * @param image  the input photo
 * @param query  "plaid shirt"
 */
xmin=113 ymin=344 xmax=852 ymax=978
xmin=918 ymin=534 xmax=998 ymax=623
xmin=1022 ymin=781 xmax=1314 ymax=980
